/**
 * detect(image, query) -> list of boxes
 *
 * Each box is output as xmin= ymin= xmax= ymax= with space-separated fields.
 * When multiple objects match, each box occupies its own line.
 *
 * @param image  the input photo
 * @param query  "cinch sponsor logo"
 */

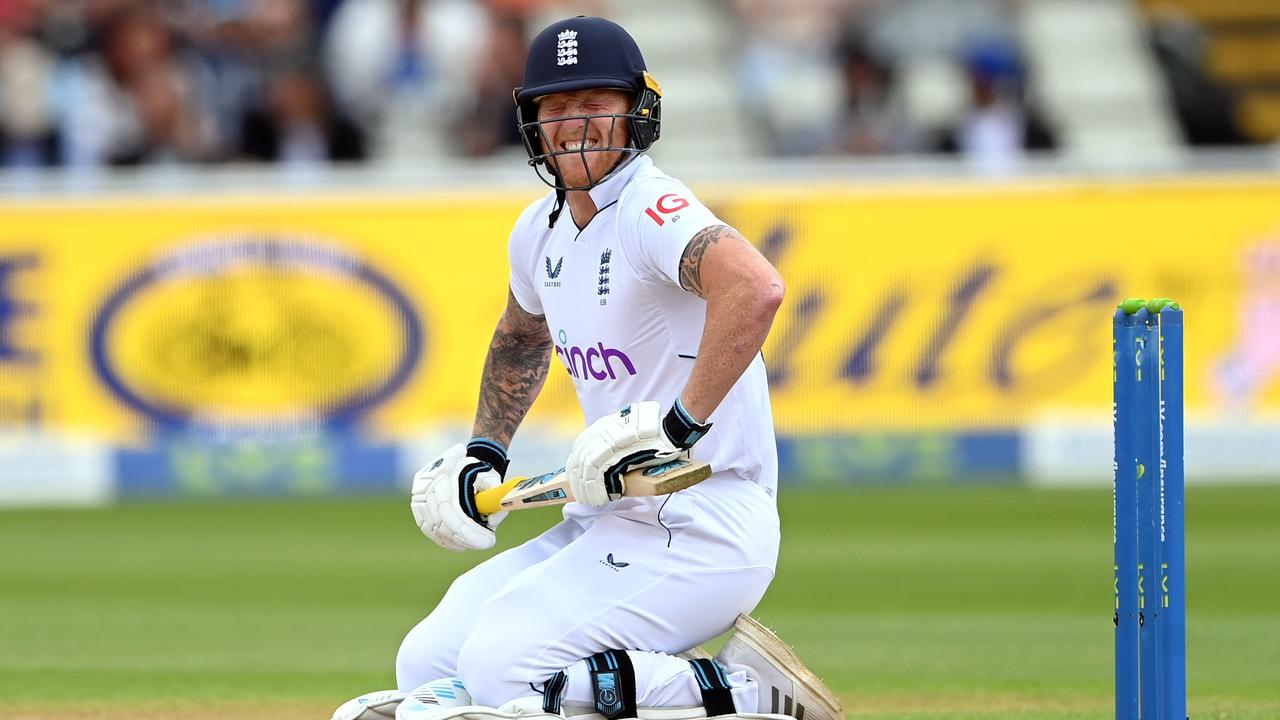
xmin=554 ymin=329 xmax=636 ymax=381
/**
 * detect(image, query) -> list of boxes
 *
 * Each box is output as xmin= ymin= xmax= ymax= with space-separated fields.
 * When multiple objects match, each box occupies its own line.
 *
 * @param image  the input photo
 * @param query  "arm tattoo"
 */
xmin=473 ymin=293 xmax=553 ymax=447
xmin=679 ymin=224 xmax=737 ymax=297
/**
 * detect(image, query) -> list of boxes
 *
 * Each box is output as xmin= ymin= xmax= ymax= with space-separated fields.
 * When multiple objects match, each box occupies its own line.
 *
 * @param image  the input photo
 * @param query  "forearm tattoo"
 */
xmin=474 ymin=295 xmax=553 ymax=447
xmin=678 ymin=224 xmax=738 ymax=297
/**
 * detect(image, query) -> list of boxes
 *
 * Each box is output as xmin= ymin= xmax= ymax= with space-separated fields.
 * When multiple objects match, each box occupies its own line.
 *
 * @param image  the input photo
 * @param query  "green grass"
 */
xmin=2 ymin=485 xmax=1278 ymax=719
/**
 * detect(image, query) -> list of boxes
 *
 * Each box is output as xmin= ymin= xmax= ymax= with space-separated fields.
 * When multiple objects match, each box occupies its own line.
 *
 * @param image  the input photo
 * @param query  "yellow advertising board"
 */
xmin=1 ymin=179 xmax=1278 ymax=444
xmin=725 ymin=180 xmax=1280 ymax=431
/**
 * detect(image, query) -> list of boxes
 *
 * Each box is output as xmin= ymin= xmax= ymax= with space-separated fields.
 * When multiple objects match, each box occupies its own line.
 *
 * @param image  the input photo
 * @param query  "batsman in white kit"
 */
xmin=335 ymin=16 xmax=841 ymax=720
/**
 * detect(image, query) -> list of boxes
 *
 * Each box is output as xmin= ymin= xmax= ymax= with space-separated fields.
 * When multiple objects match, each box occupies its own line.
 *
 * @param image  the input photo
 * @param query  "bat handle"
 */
xmin=474 ymin=475 xmax=526 ymax=515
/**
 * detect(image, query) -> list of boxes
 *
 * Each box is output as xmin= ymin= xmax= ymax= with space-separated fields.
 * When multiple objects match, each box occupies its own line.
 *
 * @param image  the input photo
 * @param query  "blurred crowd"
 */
xmin=0 ymin=0 xmax=591 ymax=169
xmin=750 ymin=0 xmax=1254 ymax=161
xmin=731 ymin=0 xmax=1057 ymax=165
xmin=0 ymin=0 xmax=1257 ymax=171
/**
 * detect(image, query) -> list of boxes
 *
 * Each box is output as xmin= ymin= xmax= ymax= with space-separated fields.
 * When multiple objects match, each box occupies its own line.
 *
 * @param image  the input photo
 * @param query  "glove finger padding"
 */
xmin=566 ymin=401 xmax=684 ymax=507
xmin=410 ymin=443 xmax=507 ymax=552
xmin=472 ymin=470 xmax=508 ymax=530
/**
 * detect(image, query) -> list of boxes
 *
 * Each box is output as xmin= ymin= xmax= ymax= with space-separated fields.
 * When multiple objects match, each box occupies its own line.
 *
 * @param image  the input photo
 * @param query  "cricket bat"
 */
xmin=474 ymin=457 xmax=711 ymax=514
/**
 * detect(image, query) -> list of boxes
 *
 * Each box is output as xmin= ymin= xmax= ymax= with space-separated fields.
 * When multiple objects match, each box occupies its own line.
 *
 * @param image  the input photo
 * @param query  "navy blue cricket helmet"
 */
xmin=514 ymin=16 xmax=662 ymax=191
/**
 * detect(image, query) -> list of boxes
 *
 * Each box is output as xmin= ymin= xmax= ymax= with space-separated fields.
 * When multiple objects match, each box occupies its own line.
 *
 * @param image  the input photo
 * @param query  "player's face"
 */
xmin=536 ymin=89 xmax=631 ymax=190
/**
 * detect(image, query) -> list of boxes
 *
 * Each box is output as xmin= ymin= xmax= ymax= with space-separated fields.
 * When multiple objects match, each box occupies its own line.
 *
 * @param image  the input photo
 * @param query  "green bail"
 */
xmin=1146 ymin=298 xmax=1181 ymax=313
xmin=1118 ymin=298 xmax=1148 ymax=315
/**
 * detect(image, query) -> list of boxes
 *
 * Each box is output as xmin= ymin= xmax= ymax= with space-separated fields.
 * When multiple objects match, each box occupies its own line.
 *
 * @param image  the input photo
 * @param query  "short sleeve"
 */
xmin=507 ymin=199 xmax=549 ymax=315
xmin=619 ymin=181 xmax=724 ymax=287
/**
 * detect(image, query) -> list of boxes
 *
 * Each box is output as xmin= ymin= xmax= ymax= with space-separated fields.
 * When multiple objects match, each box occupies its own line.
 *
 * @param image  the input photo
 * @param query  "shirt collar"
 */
xmin=587 ymin=154 xmax=650 ymax=208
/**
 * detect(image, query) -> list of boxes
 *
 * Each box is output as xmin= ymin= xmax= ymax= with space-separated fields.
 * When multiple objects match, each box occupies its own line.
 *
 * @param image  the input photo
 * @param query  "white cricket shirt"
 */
xmin=508 ymin=156 xmax=779 ymax=517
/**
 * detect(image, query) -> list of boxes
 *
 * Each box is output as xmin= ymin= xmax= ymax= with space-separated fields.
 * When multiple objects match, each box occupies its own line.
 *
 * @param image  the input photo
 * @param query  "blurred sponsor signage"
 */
xmin=0 ymin=179 xmax=1277 ymax=493
xmin=89 ymin=237 xmax=422 ymax=430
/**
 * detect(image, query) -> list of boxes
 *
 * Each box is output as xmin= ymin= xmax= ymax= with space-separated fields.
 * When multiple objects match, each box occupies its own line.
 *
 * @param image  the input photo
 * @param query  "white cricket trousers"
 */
xmin=396 ymin=473 xmax=780 ymax=710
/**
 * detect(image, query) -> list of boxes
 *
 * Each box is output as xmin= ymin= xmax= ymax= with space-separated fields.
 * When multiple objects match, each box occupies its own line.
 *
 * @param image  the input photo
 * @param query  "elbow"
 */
xmin=750 ymin=276 xmax=785 ymax=326
xmin=765 ymin=276 xmax=785 ymax=312
xmin=762 ymin=274 xmax=785 ymax=314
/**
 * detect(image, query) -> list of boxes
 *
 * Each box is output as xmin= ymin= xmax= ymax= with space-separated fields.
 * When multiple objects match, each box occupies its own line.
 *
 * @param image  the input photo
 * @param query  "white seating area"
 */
xmin=1019 ymin=0 xmax=1183 ymax=168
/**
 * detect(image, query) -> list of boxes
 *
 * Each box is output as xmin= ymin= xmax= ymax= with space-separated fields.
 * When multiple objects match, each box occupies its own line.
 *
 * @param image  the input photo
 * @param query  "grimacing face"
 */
xmin=536 ymin=88 xmax=632 ymax=190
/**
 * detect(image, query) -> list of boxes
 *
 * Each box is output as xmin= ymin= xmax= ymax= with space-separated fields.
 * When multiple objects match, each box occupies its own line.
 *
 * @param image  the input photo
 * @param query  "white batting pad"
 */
xmin=501 ymin=694 xmax=793 ymax=720
xmin=397 ymin=677 xmax=476 ymax=720
xmin=332 ymin=689 xmax=406 ymax=720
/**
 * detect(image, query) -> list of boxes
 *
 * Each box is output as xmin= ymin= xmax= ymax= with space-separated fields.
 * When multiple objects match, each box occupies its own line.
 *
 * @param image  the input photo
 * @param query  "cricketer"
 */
xmin=335 ymin=16 xmax=841 ymax=720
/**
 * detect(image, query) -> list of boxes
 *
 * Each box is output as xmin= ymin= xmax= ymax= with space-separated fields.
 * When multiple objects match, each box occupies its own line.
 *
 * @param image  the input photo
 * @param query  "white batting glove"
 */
xmin=565 ymin=400 xmax=713 ymax=507
xmin=410 ymin=440 xmax=510 ymax=552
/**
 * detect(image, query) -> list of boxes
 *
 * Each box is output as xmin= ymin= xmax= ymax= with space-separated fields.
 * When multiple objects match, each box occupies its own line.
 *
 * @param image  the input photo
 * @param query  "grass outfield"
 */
xmin=2 ymin=485 xmax=1278 ymax=720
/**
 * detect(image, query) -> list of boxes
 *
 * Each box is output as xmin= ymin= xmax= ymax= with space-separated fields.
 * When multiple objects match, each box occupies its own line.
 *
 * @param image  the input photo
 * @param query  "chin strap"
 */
xmin=548 ymin=187 xmax=566 ymax=227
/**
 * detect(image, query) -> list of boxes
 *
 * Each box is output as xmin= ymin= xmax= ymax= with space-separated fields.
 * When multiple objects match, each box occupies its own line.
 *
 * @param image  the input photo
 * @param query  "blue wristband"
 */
xmin=466 ymin=438 xmax=509 ymax=478
xmin=662 ymin=399 xmax=712 ymax=450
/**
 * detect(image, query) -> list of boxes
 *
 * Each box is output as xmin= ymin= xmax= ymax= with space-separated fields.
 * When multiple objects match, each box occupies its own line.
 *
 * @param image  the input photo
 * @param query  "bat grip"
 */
xmin=474 ymin=475 xmax=525 ymax=515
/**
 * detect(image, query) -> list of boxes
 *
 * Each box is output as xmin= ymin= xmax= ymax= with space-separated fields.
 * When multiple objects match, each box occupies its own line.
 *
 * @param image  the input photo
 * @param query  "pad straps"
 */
xmin=541 ymin=670 xmax=569 ymax=714
xmin=541 ymin=654 xmax=738 ymax=718
xmin=688 ymin=658 xmax=736 ymax=716
xmin=587 ymin=650 xmax=638 ymax=719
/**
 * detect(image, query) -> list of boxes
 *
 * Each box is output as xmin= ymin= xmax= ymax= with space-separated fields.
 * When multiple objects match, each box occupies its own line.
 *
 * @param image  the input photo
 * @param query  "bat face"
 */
xmin=514 ymin=469 xmax=564 ymax=491
xmin=508 ymin=469 xmax=569 ymax=506
xmin=640 ymin=457 xmax=693 ymax=477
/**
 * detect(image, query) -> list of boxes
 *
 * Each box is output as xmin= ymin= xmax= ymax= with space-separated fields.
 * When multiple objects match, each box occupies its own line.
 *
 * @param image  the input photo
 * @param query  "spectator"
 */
xmin=0 ymin=0 xmax=60 ymax=166
xmin=237 ymin=59 xmax=366 ymax=165
xmin=731 ymin=0 xmax=848 ymax=155
xmin=58 ymin=2 xmax=218 ymax=167
xmin=243 ymin=0 xmax=313 ymax=62
xmin=454 ymin=9 xmax=527 ymax=157
xmin=935 ymin=36 xmax=1055 ymax=174
xmin=189 ymin=0 xmax=321 ymax=159
xmin=834 ymin=30 xmax=915 ymax=155
xmin=324 ymin=0 xmax=490 ymax=160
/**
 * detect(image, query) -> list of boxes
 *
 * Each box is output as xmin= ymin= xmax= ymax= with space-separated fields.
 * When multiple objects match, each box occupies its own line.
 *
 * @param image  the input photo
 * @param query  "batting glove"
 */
xmin=565 ymin=400 xmax=713 ymax=507
xmin=410 ymin=439 xmax=510 ymax=552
